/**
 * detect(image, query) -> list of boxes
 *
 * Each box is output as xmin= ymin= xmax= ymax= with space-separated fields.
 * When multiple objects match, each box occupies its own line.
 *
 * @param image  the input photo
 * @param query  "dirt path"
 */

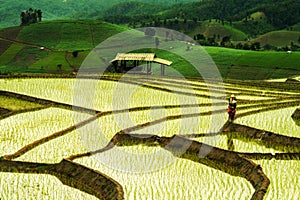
xmin=0 ymin=36 xmax=53 ymax=51
xmin=0 ymin=159 xmax=123 ymax=200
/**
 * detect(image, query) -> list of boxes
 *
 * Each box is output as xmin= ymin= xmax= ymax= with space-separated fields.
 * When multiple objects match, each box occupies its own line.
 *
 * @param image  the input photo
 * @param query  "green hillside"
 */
xmin=151 ymin=46 xmax=300 ymax=79
xmin=0 ymin=20 xmax=129 ymax=73
xmin=293 ymin=23 xmax=300 ymax=31
xmin=0 ymin=0 xmax=198 ymax=28
xmin=102 ymin=0 xmax=300 ymax=40
xmin=186 ymin=20 xmax=248 ymax=42
xmin=252 ymin=31 xmax=300 ymax=47
xmin=204 ymin=47 xmax=300 ymax=80
xmin=1 ymin=19 xmax=300 ymax=79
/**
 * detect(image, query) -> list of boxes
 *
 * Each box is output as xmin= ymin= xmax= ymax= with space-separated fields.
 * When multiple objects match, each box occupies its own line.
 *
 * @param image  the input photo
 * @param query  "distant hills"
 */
xmin=94 ymin=0 xmax=300 ymax=50
xmin=100 ymin=0 xmax=300 ymax=36
xmin=2 ymin=0 xmax=300 ymax=39
xmin=0 ymin=0 xmax=198 ymax=28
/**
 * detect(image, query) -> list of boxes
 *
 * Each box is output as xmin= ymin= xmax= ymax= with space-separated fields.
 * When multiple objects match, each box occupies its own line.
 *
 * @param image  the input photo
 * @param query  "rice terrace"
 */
xmin=1 ymin=0 xmax=300 ymax=199
xmin=0 ymin=71 xmax=300 ymax=200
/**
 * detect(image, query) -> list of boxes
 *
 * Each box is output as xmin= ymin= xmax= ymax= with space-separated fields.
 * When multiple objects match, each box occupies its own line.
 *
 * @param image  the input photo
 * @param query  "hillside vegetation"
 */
xmin=0 ymin=0 xmax=198 ymax=28
xmin=101 ymin=0 xmax=300 ymax=40
xmin=0 ymin=20 xmax=129 ymax=73
xmin=252 ymin=31 xmax=300 ymax=47
xmin=1 ymin=0 xmax=300 ymax=79
xmin=0 ymin=20 xmax=300 ymax=80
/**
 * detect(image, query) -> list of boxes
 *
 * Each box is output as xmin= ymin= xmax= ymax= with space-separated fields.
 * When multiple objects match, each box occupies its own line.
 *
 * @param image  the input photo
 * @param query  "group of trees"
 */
xmin=20 ymin=8 xmax=42 ymax=26
xmin=193 ymin=33 xmax=300 ymax=51
xmin=193 ymin=33 xmax=261 ymax=51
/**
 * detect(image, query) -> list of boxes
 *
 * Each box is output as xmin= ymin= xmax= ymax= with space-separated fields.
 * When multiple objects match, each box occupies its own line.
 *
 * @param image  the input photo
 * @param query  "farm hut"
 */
xmin=110 ymin=53 xmax=172 ymax=75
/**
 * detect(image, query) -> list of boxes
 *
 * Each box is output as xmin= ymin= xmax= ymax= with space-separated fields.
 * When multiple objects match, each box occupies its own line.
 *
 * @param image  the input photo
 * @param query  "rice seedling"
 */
xmin=0 ymin=75 xmax=299 ymax=200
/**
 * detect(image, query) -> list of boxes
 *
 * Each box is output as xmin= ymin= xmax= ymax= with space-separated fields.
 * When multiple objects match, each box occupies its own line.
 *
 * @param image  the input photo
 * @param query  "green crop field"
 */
xmin=252 ymin=30 xmax=300 ymax=47
xmin=140 ymin=46 xmax=300 ymax=80
xmin=1 ymin=20 xmax=300 ymax=80
xmin=0 ymin=74 xmax=299 ymax=200
xmin=0 ymin=2 xmax=300 ymax=199
xmin=0 ymin=20 xmax=130 ymax=74
xmin=187 ymin=20 xmax=248 ymax=42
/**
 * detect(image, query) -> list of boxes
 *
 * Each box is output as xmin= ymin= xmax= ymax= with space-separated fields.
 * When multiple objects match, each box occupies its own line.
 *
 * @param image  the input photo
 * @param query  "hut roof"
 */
xmin=153 ymin=58 xmax=172 ymax=66
xmin=112 ymin=53 xmax=172 ymax=66
xmin=114 ymin=53 xmax=155 ymax=61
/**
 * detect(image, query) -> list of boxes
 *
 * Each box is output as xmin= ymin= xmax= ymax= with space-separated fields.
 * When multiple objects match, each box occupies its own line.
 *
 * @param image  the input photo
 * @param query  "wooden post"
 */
xmin=161 ymin=64 xmax=165 ymax=76
xmin=147 ymin=62 xmax=152 ymax=75
xmin=146 ymin=62 xmax=149 ymax=74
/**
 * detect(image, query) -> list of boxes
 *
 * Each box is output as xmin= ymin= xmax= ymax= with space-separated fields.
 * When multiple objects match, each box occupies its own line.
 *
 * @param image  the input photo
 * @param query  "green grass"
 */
xmin=252 ymin=30 xmax=300 ymax=47
xmin=29 ymin=52 xmax=73 ymax=73
xmin=204 ymin=47 xmax=300 ymax=79
xmin=0 ymin=20 xmax=129 ymax=73
xmin=0 ymin=96 xmax=43 ymax=111
xmin=249 ymin=12 xmax=266 ymax=20
xmin=190 ymin=21 xmax=248 ymax=41
xmin=129 ymin=48 xmax=201 ymax=77
xmin=126 ymin=45 xmax=300 ymax=79
xmin=16 ymin=20 xmax=129 ymax=51
xmin=17 ymin=22 xmax=63 ymax=49
xmin=91 ymin=21 xmax=130 ymax=45
xmin=205 ymin=47 xmax=300 ymax=65
xmin=233 ymin=16 xmax=275 ymax=38
xmin=56 ymin=22 xmax=93 ymax=50
xmin=0 ymin=20 xmax=299 ymax=80
xmin=292 ymin=23 xmax=300 ymax=31
xmin=8 ymin=46 xmax=49 ymax=67
xmin=0 ymin=44 xmax=24 ymax=66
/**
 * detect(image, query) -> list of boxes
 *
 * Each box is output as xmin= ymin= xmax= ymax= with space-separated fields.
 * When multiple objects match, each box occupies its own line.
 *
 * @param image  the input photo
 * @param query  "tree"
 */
xmin=20 ymin=8 xmax=42 ymax=26
xmin=195 ymin=33 xmax=205 ymax=41
xmin=235 ymin=43 xmax=243 ymax=49
xmin=207 ymin=37 xmax=216 ymax=46
xmin=72 ymin=51 xmax=79 ymax=58
xmin=243 ymin=43 xmax=250 ymax=50
xmin=57 ymin=64 xmax=62 ymax=71
xmin=37 ymin=9 xmax=42 ymax=22
xmin=221 ymin=36 xmax=231 ymax=47
xmin=250 ymin=42 xmax=261 ymax=51
xmin=20 ymin=11 xmax=27 ymax=25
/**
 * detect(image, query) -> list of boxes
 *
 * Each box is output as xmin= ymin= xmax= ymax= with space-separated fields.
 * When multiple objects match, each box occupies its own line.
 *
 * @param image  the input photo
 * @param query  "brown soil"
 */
xmin=0 ymin=107 xmax=11 ymax=116
xmin=0 ymin=40 xmax=12 ymax=55
xmin=223 ymin=123 xmax=300 ymax=151
xmin=109 ymin=133 xmax=270 ymax=200
xmin=0 ymin=159 xmax=123 ymax=200
xmin=292 ymin=108 xmax=300 ymax=119
xmin=0 ymin=26 xmax=23 ymax=56
xmin=0 ymin=26 xmax=23 ymax=40
xmin=0 ymin=90 xmax=97 ymax=114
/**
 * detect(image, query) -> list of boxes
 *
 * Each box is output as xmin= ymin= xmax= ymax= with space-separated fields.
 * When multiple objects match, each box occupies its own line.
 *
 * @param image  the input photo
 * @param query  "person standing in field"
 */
xmin=228 ymin=94 xmax=237 ymax=122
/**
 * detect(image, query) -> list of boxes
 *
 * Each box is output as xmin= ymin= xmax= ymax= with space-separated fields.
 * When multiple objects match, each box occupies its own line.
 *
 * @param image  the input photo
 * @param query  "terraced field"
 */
xmin=0 ymin=75 xmax=299 ymax=200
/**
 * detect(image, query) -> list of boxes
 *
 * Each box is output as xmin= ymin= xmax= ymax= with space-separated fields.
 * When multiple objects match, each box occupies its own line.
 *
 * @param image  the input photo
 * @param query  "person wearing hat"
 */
xmin=228 ymin=94 xmax=237 ymax=122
